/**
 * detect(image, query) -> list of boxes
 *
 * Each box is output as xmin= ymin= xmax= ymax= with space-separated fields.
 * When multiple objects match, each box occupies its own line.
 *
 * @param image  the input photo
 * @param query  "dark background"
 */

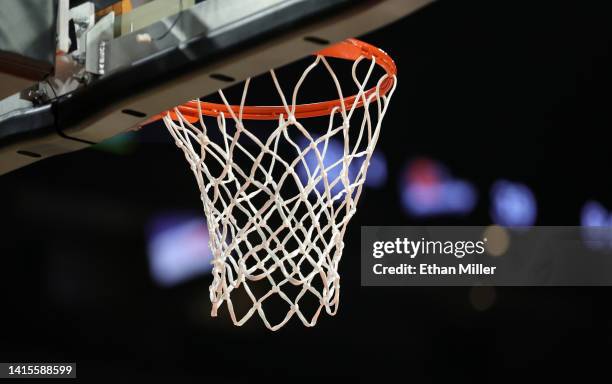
xmin=1 ymin=0 xmax=612 ymax=381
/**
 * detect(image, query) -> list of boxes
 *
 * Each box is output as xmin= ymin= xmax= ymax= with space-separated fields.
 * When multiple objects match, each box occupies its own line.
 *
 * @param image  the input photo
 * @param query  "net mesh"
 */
xmin=162 ymin=53 xmax=396 ymax=331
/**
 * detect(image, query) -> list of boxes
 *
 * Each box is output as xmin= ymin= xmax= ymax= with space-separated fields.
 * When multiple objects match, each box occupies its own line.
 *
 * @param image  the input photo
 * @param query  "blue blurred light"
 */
xmin=401 ymin=180 xmax=477 ymax=217
xmin=296 ymin=137 xmax=388 ymax=196
xmin=147 ymin=213 xmax=213 ymax=287
xmin=399 ymin=158 xmax=477 ymax=217
xmin=444 ymin=180 xmax=478 ymax=213
xmin=363 ymin=151 xmax=388 ymax=188
xmin=581 ymin=201 xmax=609 ymax=226
xmin=297 ymin=137 xmax=352 ymax=197
xmin=490 ymin=180 xmax=537 ymax=226
xmin=580 ymin=201 xmax=612 ymax=250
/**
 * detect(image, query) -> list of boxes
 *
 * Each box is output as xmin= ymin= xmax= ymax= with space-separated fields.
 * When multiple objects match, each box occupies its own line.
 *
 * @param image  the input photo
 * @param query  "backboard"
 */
xmin=0 ymin=0 xmax=432 ymax=175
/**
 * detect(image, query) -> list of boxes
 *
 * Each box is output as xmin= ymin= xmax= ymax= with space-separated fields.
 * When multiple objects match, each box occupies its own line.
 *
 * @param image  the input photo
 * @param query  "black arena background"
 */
xmin=1 ymin=1 xmax=611 ymax=381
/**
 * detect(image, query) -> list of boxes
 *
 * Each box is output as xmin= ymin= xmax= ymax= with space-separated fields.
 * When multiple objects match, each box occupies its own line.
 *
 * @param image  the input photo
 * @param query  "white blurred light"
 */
xmin=147 ymin=214 xmax=212 ymax=287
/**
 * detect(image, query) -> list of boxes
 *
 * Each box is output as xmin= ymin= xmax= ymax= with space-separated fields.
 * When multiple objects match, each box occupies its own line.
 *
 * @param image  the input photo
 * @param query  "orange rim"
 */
xmin=155 ymin=38 xmax=396 ymax=122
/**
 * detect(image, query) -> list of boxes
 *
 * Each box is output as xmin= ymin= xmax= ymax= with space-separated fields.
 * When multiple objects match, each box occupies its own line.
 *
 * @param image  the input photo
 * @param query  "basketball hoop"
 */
xmin=155 ymin=38 xmax=397 ymax=330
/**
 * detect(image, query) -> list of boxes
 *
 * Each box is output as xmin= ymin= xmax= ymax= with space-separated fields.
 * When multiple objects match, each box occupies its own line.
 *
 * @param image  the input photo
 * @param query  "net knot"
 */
xmin=198 ymin=134 xmax=208 ymax=145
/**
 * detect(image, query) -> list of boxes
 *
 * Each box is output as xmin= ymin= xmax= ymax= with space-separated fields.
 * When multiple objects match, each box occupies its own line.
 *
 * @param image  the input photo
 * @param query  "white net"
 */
xmin=163 ymin=52 xmax=396 ymax=330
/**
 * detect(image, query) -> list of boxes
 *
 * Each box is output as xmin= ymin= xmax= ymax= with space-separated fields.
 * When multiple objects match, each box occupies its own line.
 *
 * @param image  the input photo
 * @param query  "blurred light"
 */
xmin=296 ymin=137 xmax=388 ymax=196
xmin=297 ymin=137 xmax=354 ymax=198
xmin=93 ymin=131 xmax=137 ymax=154
xmin=363 ymin=151 xmax=388 ymax=188
xmin=490 ymin=180 xmax=537 ymax=226
xmin=399 ymin=158 xmax=477 ymax=217
xmin=581 ymin=201 xmax=608 ymax=226
xmin=580 ymin=200 xmax=612 ymax=250
xmin=147 ymin=213 xmax=212 ymax=287
xmin=469 ymin=286 xmax=496 ymax=311
xmin=483 ymin=225 xmax=510 ymax=257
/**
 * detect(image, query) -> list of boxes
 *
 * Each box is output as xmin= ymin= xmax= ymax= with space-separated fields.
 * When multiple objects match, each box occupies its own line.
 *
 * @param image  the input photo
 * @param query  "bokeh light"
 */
xmin=296 ymin=137 xmax=389 ymax=196
xmin=363 ymin=150 xmax=388 ymax=189
xmin=490 ymin=180 xmax=537 ymax=226
xmin=147 ymin=213 xmax=212 ymax=287
xmin=483 ymin=225 xmax=510 ymax=257
xmin=581 ymin=200 xmax=608 ymax=226
xmin=580 ymin=200 xmax=612 ymax=250
xmin=399 ymin=157 xmax=477 ymax=217
xmin=469 ymin=286 xmax=496 ymax=311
